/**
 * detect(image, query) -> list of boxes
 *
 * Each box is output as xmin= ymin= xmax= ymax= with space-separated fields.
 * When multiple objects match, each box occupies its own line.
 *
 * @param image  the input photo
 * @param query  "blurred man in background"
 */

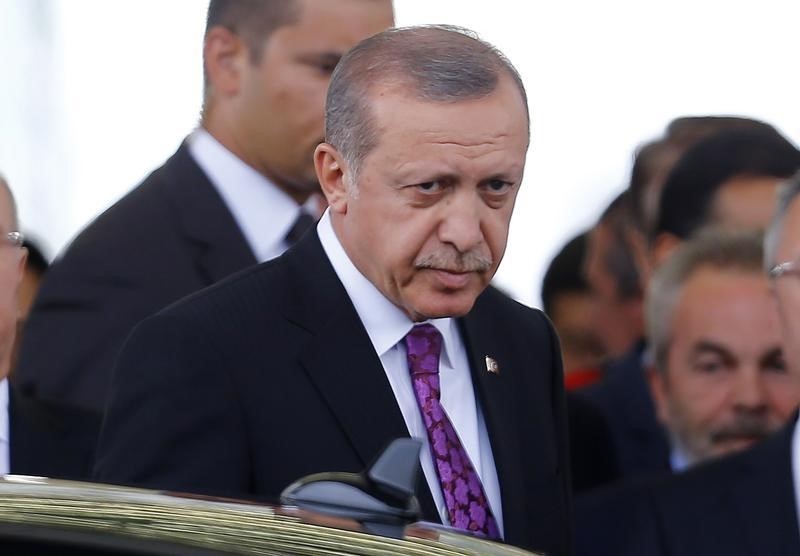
xmin=651 ymin=126 xmax=800 ymax=263
xmin=626 ymin=116 xmax=776 ymax=285
xmin=574 ymin=120 xmax=800 ymax=485
xmin=15 ymin=0 xmax=394 ymax=411
xmin=578 ymin=172 xmax=800 ymax=556
xmin=0 ymin=176 xmax=99 ymax=479
xmin=646 ymin=229 xmax=798 ymax=470
xmin=583 ymin=191 xmax=644 ymax=360
xmin=541 ymin=231 xmax=606 ymax=384
xmin=576 ymin=226 xmax=800 ymax=556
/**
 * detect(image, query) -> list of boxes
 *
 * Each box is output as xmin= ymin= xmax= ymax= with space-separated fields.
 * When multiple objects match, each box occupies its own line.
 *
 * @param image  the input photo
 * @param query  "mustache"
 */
xmin=710 ymin=414 xmax=774 ymax=444
xmin=415 ymin=250 xmax=493 ymax=273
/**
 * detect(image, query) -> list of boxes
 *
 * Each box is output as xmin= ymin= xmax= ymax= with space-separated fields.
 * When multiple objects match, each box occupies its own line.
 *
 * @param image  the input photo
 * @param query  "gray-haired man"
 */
xmin=645 ymin=228 xmax=800 ymax=469
xmin=94 ymin=26 xmax=571 ymax=555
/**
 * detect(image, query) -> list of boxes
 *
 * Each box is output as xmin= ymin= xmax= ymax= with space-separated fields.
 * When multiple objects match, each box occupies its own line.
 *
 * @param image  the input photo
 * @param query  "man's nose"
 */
xmin=438 ymin=192 xmax=484 ymax=253
xmin=731 ymin=366 xmax=768 ymax=411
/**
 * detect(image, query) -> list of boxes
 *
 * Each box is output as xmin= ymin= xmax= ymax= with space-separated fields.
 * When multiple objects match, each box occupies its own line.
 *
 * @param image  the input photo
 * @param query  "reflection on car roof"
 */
xmin=0 ymin=476 xmax=541 ymax=555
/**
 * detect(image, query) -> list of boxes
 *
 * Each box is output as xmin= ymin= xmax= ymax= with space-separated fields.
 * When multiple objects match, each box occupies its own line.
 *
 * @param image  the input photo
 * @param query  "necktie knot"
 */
xmin=404 ymin=324 xmax=443 ymax=377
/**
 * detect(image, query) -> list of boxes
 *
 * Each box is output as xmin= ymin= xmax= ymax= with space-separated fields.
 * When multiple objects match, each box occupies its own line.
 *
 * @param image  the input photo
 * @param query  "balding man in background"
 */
xmin=0 ymin=177 xmax=99 ymax=480
xmin=15 ymin=0 xmax=394 ymax=412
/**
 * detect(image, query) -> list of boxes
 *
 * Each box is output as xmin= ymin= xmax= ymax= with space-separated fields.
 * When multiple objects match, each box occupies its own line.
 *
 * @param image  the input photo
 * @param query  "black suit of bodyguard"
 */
xmin=13 ymin=0 xmax=396 ymax=411
xmin=94 ymin=25 xmax=571 ymax=556
xmin=15 ymin=145 xmax=256 ymax=410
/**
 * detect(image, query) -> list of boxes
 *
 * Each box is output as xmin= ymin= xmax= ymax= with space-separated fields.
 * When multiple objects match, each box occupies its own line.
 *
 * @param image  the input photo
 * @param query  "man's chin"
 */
xmin=405 ymin=292 xmax=481 ymax=322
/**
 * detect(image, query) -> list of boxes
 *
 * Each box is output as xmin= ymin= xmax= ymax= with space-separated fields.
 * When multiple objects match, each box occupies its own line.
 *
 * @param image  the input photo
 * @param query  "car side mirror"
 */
xmin=280 ymin=438 xmax=423 ymax=538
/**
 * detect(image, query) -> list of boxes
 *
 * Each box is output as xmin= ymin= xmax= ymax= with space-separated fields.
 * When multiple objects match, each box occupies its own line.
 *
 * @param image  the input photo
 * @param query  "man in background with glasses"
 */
xmin=0 ymin=176 xmax=99 ymax=479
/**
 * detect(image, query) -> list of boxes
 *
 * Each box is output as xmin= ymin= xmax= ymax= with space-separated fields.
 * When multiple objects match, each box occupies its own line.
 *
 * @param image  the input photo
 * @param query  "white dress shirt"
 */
xmin=0 ymin=378 xmax=9 ymax=474
xmin=187 ymin=129 xmax=319 ymax=263
xmin=669 ymin=445 xmax=690 ymax=473
xmin=317 ymin=211 xmax=504 ymax=534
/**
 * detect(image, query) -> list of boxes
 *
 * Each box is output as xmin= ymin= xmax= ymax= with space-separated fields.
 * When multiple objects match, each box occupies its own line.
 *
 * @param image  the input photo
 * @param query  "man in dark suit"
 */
xmin=576 ymin=416 xmax=800 ymax=556
xmin=644 ymin=228 xmax=797 ymax=471
xmin=575 ymin=124 xmax=800 ymax=487
xmin=577 ymin=191 xmax=669 ymax=483
xmin=14 ymin=0 xmax=394 ymax=412
xmin=8 ymin=389 xmax=100 ymax=480
xmin=577 ymin=174 xmax=800 ymax=556
xmin=94 ymin=26 xmax=571 ymax=555
xmin=0 ymin=177 xmax=99 ymax=480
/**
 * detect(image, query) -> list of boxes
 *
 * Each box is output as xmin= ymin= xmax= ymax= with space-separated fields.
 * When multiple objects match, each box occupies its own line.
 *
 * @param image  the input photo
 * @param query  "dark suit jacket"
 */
xmin=574 ymin=342 xmax=670 ymax=483
xmin=93 ymin=231 xmax=572 ymax=556
xmin=15 ymin=143 xmax=257 ymax=411
xmin=576 ymin=418 xmax=800 ymax=556
xmin=566 ymin=393 xmax=618 ymax=493
xmin=9 ymin=386 xmax=101 ymax=480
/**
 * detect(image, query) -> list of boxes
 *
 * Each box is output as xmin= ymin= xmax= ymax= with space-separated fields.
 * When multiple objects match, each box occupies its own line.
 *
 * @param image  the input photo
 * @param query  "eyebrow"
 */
xmin=298 ymin=52 xmax=342 ymax=65
xmin=758 ymin=347 xmax=784 ymax=366
xmin=689 ymin=341 xmax=734 ymax=361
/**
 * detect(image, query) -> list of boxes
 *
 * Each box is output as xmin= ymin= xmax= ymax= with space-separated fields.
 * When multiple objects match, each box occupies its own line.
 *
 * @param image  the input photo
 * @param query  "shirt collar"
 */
xmin=317 ymin=210 xmax=456 ymax=368
xmin=187 ymin=128 xmax=317 ymax=262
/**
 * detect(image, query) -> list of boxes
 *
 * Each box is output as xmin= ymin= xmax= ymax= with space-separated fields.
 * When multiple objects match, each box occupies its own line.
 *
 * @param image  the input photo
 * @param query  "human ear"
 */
xmin=203 ymin=26 xmax=248 ymax=97
xmin=314 ymin=143 xmax=351 ymax=214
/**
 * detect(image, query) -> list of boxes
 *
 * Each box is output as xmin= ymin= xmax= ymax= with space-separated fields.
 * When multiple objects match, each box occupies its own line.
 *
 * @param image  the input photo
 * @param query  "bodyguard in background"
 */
xmin=15 ymin=0 xmax=394 ymax=411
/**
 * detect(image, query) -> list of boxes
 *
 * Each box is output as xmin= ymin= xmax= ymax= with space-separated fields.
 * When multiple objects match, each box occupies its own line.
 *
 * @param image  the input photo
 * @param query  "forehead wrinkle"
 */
xmin=391 ymin=150 xmax=523 ymax=182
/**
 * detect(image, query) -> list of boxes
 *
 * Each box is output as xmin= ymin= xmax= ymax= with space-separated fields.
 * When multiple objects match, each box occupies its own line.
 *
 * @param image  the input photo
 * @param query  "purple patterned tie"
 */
xmin=404 ymin=323 xmax=500 ymax=540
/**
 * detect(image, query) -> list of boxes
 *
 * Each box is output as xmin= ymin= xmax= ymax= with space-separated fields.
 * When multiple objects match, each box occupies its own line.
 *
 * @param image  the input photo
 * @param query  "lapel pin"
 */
xmin=485 ymin=356 xmax=500 ymax=375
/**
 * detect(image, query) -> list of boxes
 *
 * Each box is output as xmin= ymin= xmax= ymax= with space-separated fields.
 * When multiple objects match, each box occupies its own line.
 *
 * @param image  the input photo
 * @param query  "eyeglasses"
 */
xmin=769 ymin=258 xmax=800 ymax=280
xmin=2 ymin=231 xmax=23 ymax=248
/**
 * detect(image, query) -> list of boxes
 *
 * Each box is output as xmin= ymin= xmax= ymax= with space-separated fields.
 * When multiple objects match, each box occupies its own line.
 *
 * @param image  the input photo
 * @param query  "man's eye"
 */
xmin=314 ymin=62 xmax=338 ymax=74
xmin=692 ymin=356 xmax=725 ymax=374
xmin=416 ymin=181 xmax=443 ymax=193
xmin=484 ymin=180 xmax=512 ymax=193
xmin=764 ymin=353 xmax=787 ymax=374
xmin=301 ymin=56 xmax=340 ymax=75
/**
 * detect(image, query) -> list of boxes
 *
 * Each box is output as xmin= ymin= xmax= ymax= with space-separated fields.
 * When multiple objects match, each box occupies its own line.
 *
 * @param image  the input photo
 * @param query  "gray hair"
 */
xmin=0 ymin=174 xmax=17 ymax=229
xmin=324 ymin=24 xmax=529 ymax=177
xmin=764 ymin=170 xmax=800 ymax=271
xmin=646 ymin=227 xmax=766 ymax=370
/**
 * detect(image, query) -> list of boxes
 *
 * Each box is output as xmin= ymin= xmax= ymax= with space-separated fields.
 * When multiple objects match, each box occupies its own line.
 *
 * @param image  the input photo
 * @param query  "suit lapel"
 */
xmin=459 ymin=298 xmax=528 ymax=541
xmin=298 ymin=308 xmax=410 ymax=467
xmin=285 ymin=233 xmax=439 ymax=520
xmin=161 ymin=143 xmax=257 ymax=284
